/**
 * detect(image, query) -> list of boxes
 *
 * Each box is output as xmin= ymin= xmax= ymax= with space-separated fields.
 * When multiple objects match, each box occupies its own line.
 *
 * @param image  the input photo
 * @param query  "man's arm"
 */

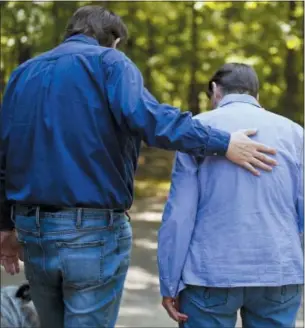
xmin=0 ymin=73 xmax=22 ymax=275
xmin=0 ymin=72 xmax=17 ymax=231
xmin=104 ymin=51 xmax=277 ymax=175
xmin=0 ymin=104 xmax=21 ymax=275
xmin=296 ymin=130 xmax=304 ymax=237
xmin=157 ymin=152 xmax=199 ymax=298
xmin=105 ymin=55 xmax=228 ymax=158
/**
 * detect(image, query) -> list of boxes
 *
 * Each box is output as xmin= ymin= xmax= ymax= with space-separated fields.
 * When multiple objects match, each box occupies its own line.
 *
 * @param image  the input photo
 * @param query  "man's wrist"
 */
xmin=0 ymin=229 xmax=15 ymax=243
xmin=192 ymin=119 xmax=230 ymax=157
xmin=205 ymin=128 xmax=231 ymax=156
xmin=160 ymin=278 xmax=176 ymax=298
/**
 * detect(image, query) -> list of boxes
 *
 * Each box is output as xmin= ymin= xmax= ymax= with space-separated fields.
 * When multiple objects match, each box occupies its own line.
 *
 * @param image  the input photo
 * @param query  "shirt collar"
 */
xmin=218 ymin=94 xmax=262 ymax=109
xmin=63 ymin=34 xmax=100 ymax=46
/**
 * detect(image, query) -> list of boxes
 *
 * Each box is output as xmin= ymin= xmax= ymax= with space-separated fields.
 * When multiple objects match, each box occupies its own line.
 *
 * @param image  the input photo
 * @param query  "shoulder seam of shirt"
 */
xmin=100 ymin=54 xmax=129 ymax=72
xmin=100 ymin=47 xmax=127 ymax=62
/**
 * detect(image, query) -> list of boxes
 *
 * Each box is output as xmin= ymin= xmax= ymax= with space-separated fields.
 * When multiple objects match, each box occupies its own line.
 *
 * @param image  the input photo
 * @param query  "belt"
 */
xmin=12 ymin=205 xmax=131 ymax=222
xmin=13 ymin=205 xmax=125 ymax=214
xmin=36 ymin=206 xmax=124 ymax=213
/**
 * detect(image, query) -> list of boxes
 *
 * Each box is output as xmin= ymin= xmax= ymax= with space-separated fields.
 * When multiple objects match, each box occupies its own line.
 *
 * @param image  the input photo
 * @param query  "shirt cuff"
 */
xmin=192 ymin=120 xmax=230 ymax=158
xmin=205 ymin=127 xmax=231 ymax=156
xmin=159 ymin=278 xmax=176 ymax=298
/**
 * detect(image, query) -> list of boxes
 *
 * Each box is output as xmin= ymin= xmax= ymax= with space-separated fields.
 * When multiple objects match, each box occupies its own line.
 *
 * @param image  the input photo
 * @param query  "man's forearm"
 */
xmin=106 ymin=54 xmax=231 ymax=158
xmin=131 ymin=88 xmax=231 ymax=158
xmin=192 ymin=119 xmax=230 ymax=157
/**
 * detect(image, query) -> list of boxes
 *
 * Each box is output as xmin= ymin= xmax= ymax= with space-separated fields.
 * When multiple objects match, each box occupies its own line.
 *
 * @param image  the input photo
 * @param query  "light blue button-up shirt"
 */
xmin=157 ymin=94 xmax=304 ymax=297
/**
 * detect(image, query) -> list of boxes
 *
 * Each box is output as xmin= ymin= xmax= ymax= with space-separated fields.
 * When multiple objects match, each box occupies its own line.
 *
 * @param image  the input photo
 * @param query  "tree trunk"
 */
xmin=144 ymin=18 xmax=155 ymax=90
xmin=17 ymin=42 xmax=31 ymax=64
xmin=188 ymin=3 xmax=200 ymax=115
xmin=53 ymin=2 xmax=78 ymax=45
xmin=280 ymin=1 xmax=299 ymax=120
xmin=0 ymin=68 xmax=5 ymax=102
xmin=52 ymin=2 xmax=61 ymax=45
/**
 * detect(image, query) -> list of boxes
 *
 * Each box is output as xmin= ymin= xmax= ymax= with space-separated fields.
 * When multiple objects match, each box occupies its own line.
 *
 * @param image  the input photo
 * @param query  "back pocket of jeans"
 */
xmin=185 ymin=286 xmax=229 ymax=308
xmin=264 ymin=285 xmax=300 ymax=304
xmin=56 ymin=240 xmax=104 ymax=289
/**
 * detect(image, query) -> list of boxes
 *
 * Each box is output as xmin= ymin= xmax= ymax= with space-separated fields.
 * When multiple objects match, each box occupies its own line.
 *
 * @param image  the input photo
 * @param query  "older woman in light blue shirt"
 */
xmin=158 ymin=63 xmax=303 ymax=328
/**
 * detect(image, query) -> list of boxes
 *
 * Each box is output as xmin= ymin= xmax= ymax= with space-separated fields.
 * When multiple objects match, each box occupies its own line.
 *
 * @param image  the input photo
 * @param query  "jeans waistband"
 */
xmin=13 ymin=205 xmax=128 ymax=220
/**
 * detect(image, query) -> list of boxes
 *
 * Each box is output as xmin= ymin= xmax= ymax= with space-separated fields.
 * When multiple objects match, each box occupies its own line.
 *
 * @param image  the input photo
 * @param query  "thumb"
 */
xmin=242 ymin=128 xmax=258 ymax=137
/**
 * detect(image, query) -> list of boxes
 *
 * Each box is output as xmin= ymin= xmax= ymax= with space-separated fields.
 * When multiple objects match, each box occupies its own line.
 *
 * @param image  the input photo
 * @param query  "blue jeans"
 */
xmin=179 ymin=285 xmax=302 ymax=328
xmin=14 ymin=207 xmax=132 ymax=328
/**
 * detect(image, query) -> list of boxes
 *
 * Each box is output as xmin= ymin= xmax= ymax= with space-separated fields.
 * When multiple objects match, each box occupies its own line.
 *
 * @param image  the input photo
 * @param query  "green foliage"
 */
xmin=1 ymin=1 xmax=303 ymax=124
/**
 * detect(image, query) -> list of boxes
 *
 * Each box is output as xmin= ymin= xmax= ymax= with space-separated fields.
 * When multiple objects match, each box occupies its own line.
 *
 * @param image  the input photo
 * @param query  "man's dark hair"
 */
xmin=64 ymin=6 xmax=128 ymax=47
xmin=206 ymin=63 xmax=259 ymax=99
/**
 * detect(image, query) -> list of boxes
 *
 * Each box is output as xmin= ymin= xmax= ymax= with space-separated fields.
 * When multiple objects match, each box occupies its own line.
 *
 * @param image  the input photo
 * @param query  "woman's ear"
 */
xmin=211 ymin=81 xmax=217 ymax=95
xmin=112 ymin=38 xmax=121 ymax=49
xmin=210 ymin=82 xmax=223 ymax=108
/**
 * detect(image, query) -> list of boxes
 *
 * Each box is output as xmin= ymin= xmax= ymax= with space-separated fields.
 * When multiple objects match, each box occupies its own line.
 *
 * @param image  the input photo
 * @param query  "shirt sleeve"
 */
xmin=157 ymin=152 xmax=199 ymax=297
xmin=293 ymin=123 xmax=304 ymax=239
xmin=296 ymin=145 xmax=304 ymax=236
xmin=104 ymin=54 xmax=230 ymax=158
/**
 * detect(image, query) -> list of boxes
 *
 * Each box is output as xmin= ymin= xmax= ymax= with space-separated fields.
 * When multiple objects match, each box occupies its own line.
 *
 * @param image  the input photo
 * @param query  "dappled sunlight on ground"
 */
xmin=134 ymin=238 xmax=158 ymax=250
xmin=119 ymin=306 xmax=153 ymax=316
xmin=132 ymin=211 xmax=162 ymax=222
xmin=124 ymin=267 xmax=159 ymax=290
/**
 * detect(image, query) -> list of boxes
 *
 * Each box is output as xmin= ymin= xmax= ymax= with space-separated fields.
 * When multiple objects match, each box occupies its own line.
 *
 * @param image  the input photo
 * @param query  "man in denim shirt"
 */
xmin=1 ymin=7 xmax=277 ymax=328
xmin=158 ymin=63 xmax=303 ymax=328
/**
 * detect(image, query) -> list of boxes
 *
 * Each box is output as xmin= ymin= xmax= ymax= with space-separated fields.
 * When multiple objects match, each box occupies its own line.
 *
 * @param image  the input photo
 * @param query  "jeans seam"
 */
xmin=100 ymin=240 xmax=103 ymax=283
xmin=39 ymin=235 xmax=52 ymax=281
xmin=16 ymin=228 xmax=40 ymax=237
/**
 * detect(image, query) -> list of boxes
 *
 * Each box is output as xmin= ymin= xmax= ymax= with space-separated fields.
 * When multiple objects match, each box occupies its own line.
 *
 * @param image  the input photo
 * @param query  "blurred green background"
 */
xmin=1 ymin=3 xmax=304 ymax=324
xmin=0 ymin=1 xmax=304 ymax=197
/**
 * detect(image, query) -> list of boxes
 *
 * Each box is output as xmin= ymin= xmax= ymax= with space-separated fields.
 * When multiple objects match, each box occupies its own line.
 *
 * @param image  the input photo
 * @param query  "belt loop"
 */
xmin=109 ymin=211 xmax=114 ymax=228
xmin=76 ymin=208 xmax=82 ymax=228
xmin=10 ymin=205 xmax=15 ymax=226
xmin=35 ymin=206 xmax=40 ymax=228
xmin=125 ymin=211 xmax=131 ymax=222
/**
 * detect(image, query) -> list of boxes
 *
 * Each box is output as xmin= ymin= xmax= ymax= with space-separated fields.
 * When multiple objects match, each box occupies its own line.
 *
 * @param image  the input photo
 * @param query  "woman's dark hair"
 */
xmin=206 ymin=63 xmax=259 ymax=99
xmin=64 ymin=5 xmax=128 ymax=47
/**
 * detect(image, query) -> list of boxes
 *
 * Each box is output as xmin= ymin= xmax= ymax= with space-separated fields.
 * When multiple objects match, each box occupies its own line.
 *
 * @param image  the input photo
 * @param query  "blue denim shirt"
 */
xmin=158 ymin=94 xmax=304 ymax=297
xmin=0 ymin=34 xmax=230 ymax=230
